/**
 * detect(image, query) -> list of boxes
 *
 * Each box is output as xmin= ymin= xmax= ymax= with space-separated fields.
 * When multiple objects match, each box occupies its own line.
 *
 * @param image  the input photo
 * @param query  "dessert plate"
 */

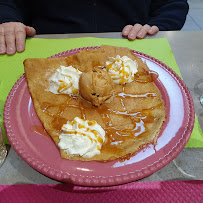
xmin=4 ymin=47 xmax=195 ymax=186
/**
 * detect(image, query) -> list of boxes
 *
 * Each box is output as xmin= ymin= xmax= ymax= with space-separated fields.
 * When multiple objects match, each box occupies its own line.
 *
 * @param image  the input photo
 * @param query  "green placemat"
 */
xmin=0 ymin=37 xmax=202 ymax=147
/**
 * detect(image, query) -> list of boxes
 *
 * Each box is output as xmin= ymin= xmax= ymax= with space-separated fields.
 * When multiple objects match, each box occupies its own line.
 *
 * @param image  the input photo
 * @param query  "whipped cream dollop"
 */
xmin=105 ymin=55 xmax=138 ymax=84
xmin=49 ymin=66 xmax=82 ymax=95
xmin=58 ymin=117 xmax=105 ymax=158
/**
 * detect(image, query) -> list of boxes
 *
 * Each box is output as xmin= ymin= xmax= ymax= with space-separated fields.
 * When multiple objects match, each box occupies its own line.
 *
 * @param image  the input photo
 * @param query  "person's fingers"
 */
xmin=25 ymin=26 xmax=36 ymax=37
xmin=148 ymin=26 xmax=159 ymax=35
xmin=0 ymin=22 xmax=34 ymax=55
xmin=122 ymin=25 xmax=133 ymax=37
xmin=137 ymin=24 xmax=151 ymax=39
xmin=0 ymin=26 xmax=6 ymax=55
xmin=4 ymin=24 xmax=16 ymax=55
xmin=128 ymin=24 xmax=143 ymax=40
xmin=15 ymin=24 xmax=26 ymax=53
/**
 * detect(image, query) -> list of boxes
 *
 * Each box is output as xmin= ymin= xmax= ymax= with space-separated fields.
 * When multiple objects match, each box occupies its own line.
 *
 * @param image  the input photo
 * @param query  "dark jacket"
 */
xmin=0 ymin=0 xmax=189 ymax=34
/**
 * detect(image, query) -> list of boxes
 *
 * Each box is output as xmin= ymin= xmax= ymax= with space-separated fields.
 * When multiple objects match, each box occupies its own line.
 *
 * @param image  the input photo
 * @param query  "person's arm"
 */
xmin=0 ymin=0 xmax=35 ymax=55
xmin=122 ymin=0 xmax=189 ymax=40
xmin=148 ymin=0 xmax=189 ymax=30
xmin=0 ymin=0 xmax=26 ymax=24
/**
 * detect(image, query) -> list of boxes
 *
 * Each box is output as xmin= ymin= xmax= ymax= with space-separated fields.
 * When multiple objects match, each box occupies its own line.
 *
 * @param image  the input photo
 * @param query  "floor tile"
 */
xmin=181 ymin=14 xmax=201 ymax=30
xmin=188 ymin=0 xmax=203 ymax=2
xmin=188 ymin=9 xmax=203 ymax=29
xmin=188 ymin=1 xmax=203 ymax=9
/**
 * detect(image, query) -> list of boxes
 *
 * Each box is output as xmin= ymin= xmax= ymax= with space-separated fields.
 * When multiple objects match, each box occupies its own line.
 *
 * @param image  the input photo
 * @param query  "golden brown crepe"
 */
xmin=24 ymin=45 xmax=166 ymax=162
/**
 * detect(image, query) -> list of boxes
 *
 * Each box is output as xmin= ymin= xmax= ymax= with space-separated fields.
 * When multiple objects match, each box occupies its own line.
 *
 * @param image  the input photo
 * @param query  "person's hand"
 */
xmin=122 ymin=24 xmax=159 ymax=40
xmin=0 ymin=22 xmax=36 ymax=55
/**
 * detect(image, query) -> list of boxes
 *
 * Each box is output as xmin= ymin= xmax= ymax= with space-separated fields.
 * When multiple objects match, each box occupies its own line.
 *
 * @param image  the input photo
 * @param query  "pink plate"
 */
xmin=4 ymin=47 xmax=195 ymax=186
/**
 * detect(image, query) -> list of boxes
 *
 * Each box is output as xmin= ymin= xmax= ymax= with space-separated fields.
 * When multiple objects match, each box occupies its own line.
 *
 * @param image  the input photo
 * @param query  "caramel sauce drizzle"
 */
xmin=39 ymin=69 xmax=163 ymax=161
xmin=134 ymin=69 xmax=159 ymax=83
xmin=30 ymin=125 xmax=50 ymax=138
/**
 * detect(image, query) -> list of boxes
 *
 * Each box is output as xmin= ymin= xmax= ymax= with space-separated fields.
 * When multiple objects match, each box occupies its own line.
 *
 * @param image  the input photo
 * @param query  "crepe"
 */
xmin=24 ymin=45 xmax=166 ymax=162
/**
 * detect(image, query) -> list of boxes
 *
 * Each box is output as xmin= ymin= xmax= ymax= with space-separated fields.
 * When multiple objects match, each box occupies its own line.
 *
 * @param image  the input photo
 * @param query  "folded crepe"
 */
xmin=24 ymin=45 xmax=166 ymax=162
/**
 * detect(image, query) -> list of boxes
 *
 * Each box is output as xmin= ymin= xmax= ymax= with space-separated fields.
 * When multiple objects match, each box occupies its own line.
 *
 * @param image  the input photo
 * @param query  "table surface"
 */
xmin=0 ymin=31 xmax=202 ymax=185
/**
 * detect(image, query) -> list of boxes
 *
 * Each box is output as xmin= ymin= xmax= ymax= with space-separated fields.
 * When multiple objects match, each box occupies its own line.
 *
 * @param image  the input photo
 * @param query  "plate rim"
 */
xmin=3 ymin=47 xmax=195 ymax=186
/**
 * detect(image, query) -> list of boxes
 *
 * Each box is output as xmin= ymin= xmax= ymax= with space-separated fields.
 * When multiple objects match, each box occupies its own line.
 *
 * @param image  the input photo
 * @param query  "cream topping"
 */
xmin=105 ymin=55 xmax=138 ymax=84
xmin=49 ymin=66 xmax=82 ymax=95
xmin=58 ymin=117 xmax=105 ymax=158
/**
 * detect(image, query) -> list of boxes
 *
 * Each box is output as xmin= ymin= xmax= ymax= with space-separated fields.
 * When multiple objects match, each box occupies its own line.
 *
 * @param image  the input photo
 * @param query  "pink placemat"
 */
xmin=0 ymin=181 xmax=202 ymax=202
